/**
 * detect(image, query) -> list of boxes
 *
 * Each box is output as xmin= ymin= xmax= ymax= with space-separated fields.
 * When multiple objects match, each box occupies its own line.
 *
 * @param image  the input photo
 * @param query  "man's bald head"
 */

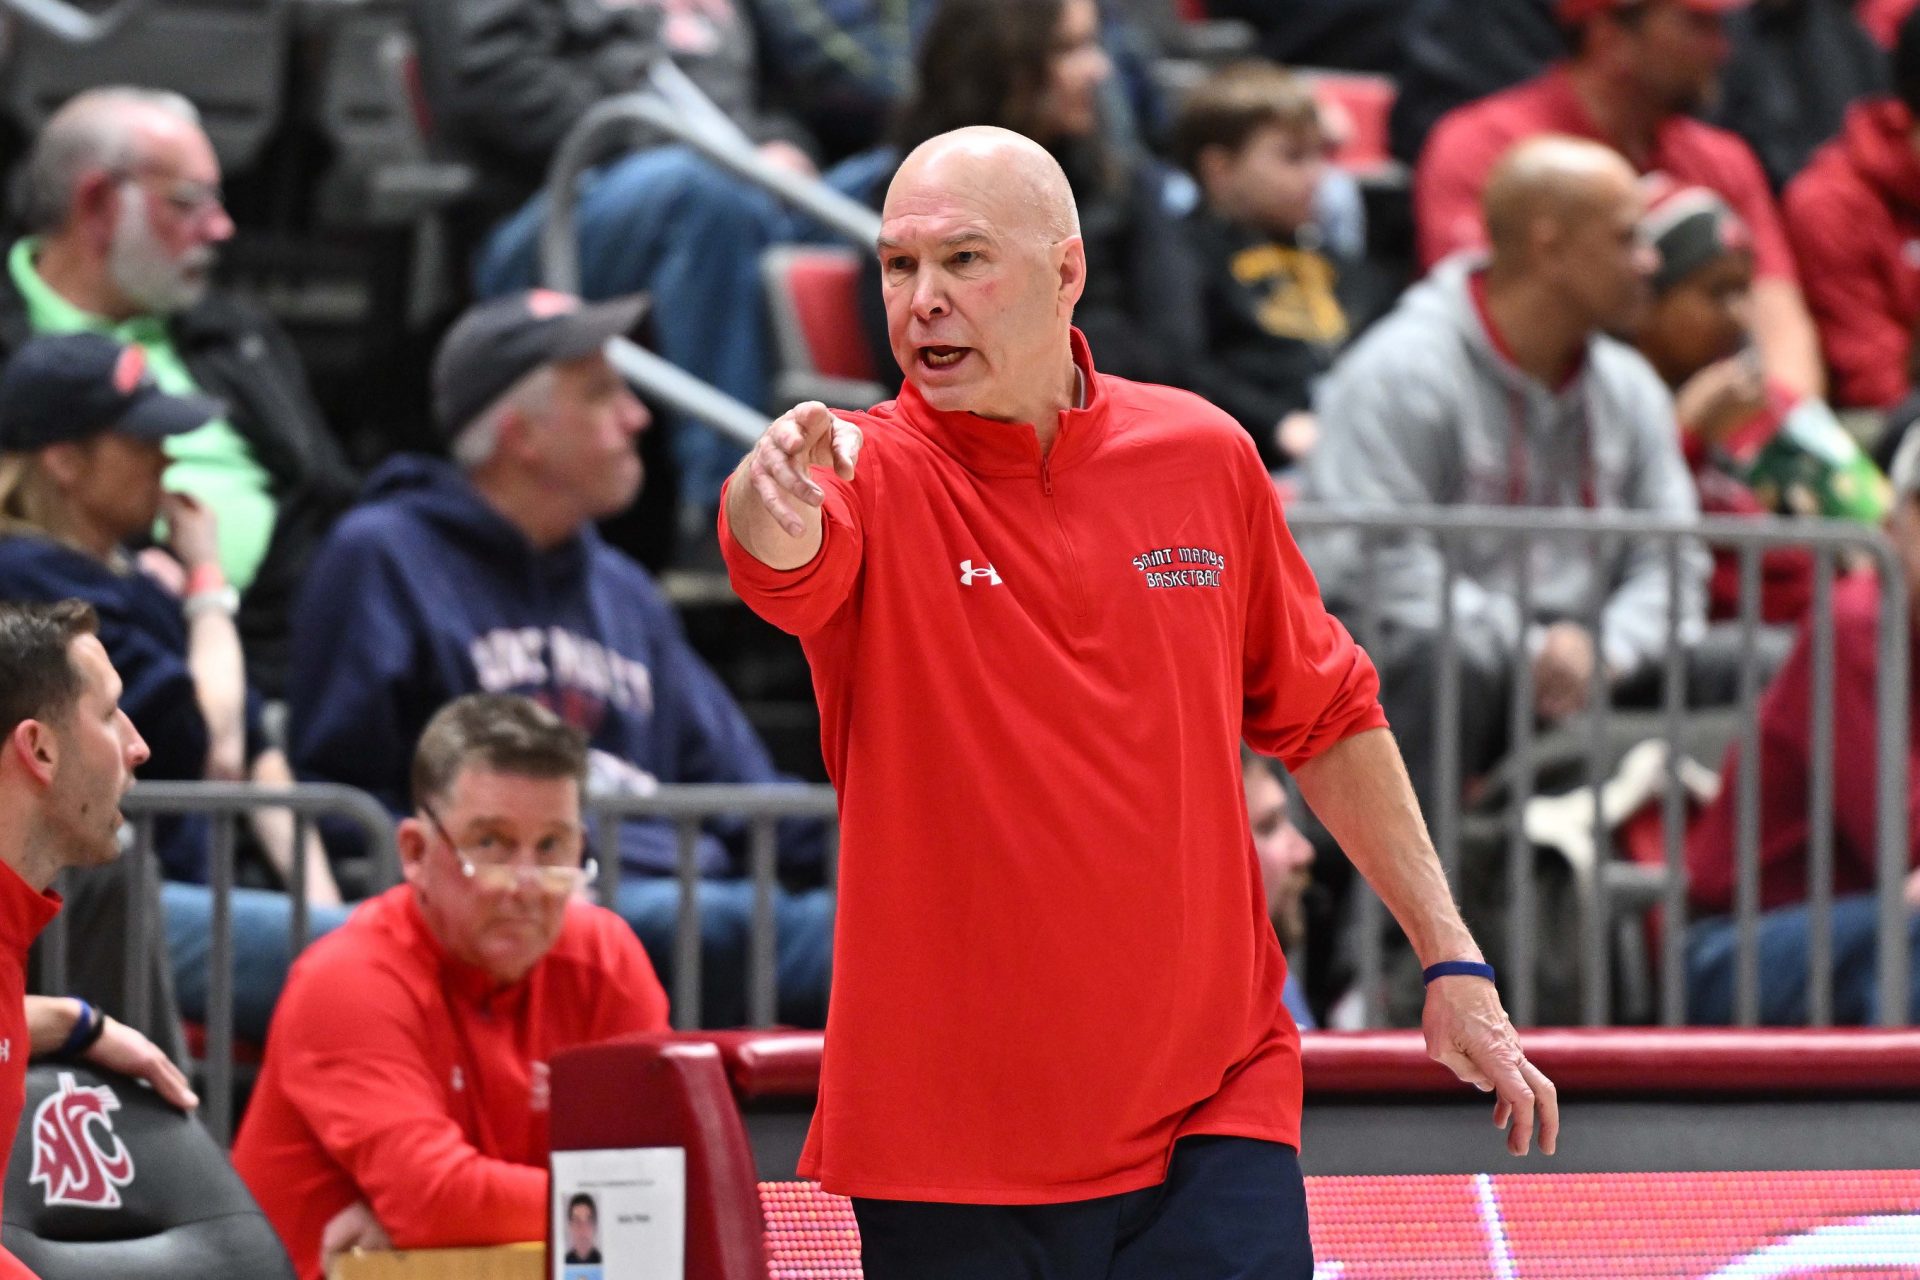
xmin=1482 ymin=135 xmax=1656 ymax=337
xmin=886 ymin=126 xmax=1080 ymax=247
xmin=1483 ymin=135 xmax=1639 ymax=265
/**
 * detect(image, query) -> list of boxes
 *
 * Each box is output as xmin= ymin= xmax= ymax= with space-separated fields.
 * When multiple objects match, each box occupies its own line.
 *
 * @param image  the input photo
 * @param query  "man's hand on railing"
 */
xmin=1422 ymin=977 xmax=1560 ymax=1157
xmin=81 ymin=1017 xmax=199 ymax=1112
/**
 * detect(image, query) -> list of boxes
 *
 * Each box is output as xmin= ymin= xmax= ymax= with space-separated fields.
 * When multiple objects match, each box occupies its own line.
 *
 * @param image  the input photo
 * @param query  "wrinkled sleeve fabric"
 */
xmin=1785 ymin=166 xmax=1913 ymax=408
xmin=1236 ymin=435 xmax=1387 ymax=771
xmin=1412 ymin=107 xmax=1500 ymax=271
xmin=719 ymin=468 xmax=866 ymax=637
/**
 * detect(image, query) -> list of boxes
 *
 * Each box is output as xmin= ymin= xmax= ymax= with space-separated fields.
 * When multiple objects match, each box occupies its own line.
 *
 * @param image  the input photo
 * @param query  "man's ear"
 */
xmin=1056 ymin=235 xmax=1088 ymax=312
xmin=397 ymin=817 xmax=428 ymax=886
xmin=69 ymin=167 xmax=124 ymax=256
xmin=8 ymin=719 xmax=57 ymax=788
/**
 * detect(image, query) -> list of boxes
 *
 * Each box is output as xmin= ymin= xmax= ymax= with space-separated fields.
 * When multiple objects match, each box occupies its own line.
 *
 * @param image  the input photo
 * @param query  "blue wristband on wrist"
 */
xmin=57 ymin=1000 xmax=98 ymax=1057
xmin=1422 ymin=960 xmax=1497 ymax=985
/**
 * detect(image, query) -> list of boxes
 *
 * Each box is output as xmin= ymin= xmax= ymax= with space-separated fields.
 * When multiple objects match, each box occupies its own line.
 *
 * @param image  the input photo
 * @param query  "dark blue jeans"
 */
xmin=1686 ymin=893 xmax=1920 ymax=1024
xmin=614 ymin=877 xmax=834 ymax=1028
xmin=851 ymin=1136 xmax=1312 ymax=1280
xmin=162 ymin=881 xmax=353 ymax=1044
xmin=474 ymin=145 xmax=789 ymax=505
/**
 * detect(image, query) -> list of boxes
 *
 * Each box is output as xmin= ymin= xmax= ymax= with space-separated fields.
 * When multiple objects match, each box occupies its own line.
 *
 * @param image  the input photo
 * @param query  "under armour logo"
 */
xmin=959 ymin=560 xmax=1002 ymax=586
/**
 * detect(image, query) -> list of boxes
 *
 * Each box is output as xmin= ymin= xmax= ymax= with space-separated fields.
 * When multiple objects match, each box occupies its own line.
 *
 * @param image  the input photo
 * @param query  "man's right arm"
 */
xmin=277 ymin=967 xmax=546 ymax=1253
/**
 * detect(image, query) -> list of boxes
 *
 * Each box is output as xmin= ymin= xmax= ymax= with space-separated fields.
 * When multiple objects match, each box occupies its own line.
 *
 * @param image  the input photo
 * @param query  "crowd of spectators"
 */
xmin=7 ymin=0 xmax=1920 ymax=1263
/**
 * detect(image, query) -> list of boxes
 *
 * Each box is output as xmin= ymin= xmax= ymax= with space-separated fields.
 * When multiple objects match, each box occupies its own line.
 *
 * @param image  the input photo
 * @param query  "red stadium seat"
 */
xmin=1296 ymin=70 xmax=1405 ymax=186
xmin=762 ymin=248 xmax=890 ymax=411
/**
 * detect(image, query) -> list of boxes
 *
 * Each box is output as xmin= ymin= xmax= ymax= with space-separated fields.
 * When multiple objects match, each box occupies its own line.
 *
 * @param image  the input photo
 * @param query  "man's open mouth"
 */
xmin=919 ymin=346 xmax=971 ymax=369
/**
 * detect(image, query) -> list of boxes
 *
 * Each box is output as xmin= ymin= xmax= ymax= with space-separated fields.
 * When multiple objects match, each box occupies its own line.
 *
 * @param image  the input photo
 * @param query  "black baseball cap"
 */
xmin=0 ymin=332 xmax=222 ymax=451
xmin=432 ymin=289 xmax=649 ymax=437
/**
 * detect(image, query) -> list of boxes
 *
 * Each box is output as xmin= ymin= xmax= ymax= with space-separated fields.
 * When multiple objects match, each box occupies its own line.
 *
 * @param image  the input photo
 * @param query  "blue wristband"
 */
xmin=1422 ymin=960 xmax=1497 ymax=985
xmin=56 ymin=1000 xmax=98 ymax=1057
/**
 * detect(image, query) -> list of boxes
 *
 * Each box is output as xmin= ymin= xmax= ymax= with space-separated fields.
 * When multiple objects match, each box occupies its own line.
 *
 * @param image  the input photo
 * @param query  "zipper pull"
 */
xmin=1041 ymin=456 xmax=1053 ymax=496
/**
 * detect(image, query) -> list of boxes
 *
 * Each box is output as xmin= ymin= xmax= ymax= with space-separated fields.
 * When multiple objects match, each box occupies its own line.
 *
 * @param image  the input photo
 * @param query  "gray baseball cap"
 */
xmin=432 ymin=289 xmax=649 ymax=438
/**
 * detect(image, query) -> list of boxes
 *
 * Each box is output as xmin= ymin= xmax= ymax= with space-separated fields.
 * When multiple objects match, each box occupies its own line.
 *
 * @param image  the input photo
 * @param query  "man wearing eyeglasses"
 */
xmin=0 ymin=85 xmax=356 ymax=696
xmin=232 ymin=693 xmax=669 ymax=1280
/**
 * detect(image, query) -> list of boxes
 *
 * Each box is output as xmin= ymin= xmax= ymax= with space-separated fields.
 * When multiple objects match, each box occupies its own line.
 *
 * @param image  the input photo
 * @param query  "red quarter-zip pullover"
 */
xmin=0 ymin=860 xmax=57 ymax=1279
xmin=233 ymin=886 xmax=669 ymax=1277
xmin=721 ymin=331 xmax=1384 ymax=1203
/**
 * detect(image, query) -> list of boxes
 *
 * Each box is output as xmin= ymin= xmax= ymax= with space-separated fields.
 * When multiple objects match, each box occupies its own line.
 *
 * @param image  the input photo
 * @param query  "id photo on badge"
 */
xmin=563 ymin=1190 xmax=604 ymax=1277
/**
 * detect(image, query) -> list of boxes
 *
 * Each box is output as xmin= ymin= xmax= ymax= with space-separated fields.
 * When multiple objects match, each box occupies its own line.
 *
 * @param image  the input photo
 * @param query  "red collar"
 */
xmin=1537 ymin=64 xmax=1677 ymax=172
xmin=0 ymin=857 xmax=59 ymax=952
xmin=1468 ymin=270 xmax=1587 ymax=393
xmin=895 ymin=328 xmax=1111 ymax=478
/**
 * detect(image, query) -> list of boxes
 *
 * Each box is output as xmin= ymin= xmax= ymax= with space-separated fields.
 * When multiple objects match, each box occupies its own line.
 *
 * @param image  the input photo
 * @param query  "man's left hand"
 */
xmin=83 ymin=1019 xmax=198 ymax=1112
xmin=1422 ymin=976 xmax=1558 ymax=1156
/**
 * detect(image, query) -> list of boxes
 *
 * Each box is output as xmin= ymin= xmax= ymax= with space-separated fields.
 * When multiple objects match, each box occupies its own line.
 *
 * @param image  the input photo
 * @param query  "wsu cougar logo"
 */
xmin=29 ymin=1072 xmax=135 ymax=1208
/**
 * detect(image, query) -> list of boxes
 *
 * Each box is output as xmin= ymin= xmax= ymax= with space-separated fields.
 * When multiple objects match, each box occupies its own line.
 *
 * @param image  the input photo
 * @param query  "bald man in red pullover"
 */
xmin=721 ymin=126 xmax=1559 ymax=1280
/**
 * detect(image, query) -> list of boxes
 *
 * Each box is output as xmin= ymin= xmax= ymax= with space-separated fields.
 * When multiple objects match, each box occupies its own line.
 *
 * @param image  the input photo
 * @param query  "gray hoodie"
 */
xmin=1301 ymin=255 xmax=1707 ymax=677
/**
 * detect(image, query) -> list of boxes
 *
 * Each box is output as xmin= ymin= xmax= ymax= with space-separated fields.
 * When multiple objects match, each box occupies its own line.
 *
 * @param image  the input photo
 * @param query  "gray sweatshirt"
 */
xmin=1301 ymin=255 xmax=1707 ymax=677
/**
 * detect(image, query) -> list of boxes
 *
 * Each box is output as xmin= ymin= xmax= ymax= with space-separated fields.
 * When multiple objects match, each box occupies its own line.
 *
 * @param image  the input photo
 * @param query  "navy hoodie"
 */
xmin=288 ymin=456 xmax=822 ymax=878
xmin=0 ymin=533 xmax=267 ymax=882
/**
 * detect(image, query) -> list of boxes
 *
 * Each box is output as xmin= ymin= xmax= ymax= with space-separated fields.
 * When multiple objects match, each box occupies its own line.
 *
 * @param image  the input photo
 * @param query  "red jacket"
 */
xmin=1416 ymin=66 xmax=1797 ymax=281
xmin=232 ymin=887 xmax=668 ymax=1279
xmin=720 ymin=331 xmax=1385 ymax=1203
xmin=1687 ymin=573 xmax=1920 ymax=915
xmin=0 ymin=862 xmax=57 ymax=1280
xmin=1784 ymin=99 xmax=1920 ymax=409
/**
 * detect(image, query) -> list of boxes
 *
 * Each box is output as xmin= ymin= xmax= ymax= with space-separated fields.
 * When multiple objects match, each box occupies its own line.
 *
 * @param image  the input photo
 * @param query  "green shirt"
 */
xmin=9 ymin=237 xmax=277 ymax=589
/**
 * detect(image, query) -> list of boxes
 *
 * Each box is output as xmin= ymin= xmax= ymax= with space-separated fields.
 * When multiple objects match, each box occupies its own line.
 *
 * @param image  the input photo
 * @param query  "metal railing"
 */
xmin=37 ymin=781 xmax=836 ymax=1143
xmin=537 ymin=56 xmax=883 ymax=447
xmin=1290 ymin=505 xmax=1910 ymax=1030
xmin=0 ymin=0 xmax=143 ymax=42
xmin=37 ymin=782 xmax=399 ymax=1145
xmin=584 ymin=785 xmax=839 ymax=1031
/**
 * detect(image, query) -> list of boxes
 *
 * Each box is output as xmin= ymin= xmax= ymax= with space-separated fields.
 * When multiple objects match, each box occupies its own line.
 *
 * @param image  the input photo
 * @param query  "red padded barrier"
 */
xmin=692 ymin=1029 xmax=1920 ymax=1101
xmin=551 ymin=1035 xmax=772 ymax=1280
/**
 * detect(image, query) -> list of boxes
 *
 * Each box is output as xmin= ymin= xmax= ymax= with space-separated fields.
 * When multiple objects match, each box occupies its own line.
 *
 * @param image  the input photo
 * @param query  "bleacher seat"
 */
xmin=1296 ymin=69 xmax=1405 ymax=188
xmin=762 ymin=246 xmax=889 ymax=412
xmin=2 ymin=1062 xmax=292 ymax=1277
xmin=2 ymin=0 xmax=293 ymax=174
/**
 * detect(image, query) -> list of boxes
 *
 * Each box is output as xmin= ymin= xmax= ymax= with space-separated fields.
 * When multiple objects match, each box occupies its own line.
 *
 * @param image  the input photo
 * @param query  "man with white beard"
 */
xmin=0 ymin=86 xmax=356 ymax=697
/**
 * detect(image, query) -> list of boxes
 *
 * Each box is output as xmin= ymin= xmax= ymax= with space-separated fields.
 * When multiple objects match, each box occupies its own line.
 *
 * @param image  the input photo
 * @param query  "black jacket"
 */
xmin=1716 ymin=0 xmax=1887 ymax=191
xmin=410 ymin=0 xmax=807 ymax=216
xmin=0 ymin=265 xmax=359 ymax=696
xmin=1180 ymin=212 xmax=1352 ymax=469
xmin=1388 ymin=0 xmax=1561 ymax=165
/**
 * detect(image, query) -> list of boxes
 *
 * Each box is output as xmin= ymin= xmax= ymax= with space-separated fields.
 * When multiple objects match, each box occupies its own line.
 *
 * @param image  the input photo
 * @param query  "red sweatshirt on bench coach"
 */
xmin=720 ymin=330 xmax=1385 ymax=1203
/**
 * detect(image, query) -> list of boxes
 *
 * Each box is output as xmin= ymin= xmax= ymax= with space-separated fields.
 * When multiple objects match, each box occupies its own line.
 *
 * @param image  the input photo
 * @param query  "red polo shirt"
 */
xmin=0 ymin=859 xmax=59 ymax=1280
xmin=232 ymin=887 xmax=669 ymax=1279
xmin=1416 ymin=65 xmax=1797 ymax=282
xmin=721 ymin=331 xmax=1384 ymax=1203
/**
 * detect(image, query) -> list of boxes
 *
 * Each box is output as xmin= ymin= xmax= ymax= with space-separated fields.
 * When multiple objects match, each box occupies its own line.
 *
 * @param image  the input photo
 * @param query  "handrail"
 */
xmin=538 ymin=61 xmax=885 ymax=447
xmin=0 ymin=0 xmax=143 ymax=42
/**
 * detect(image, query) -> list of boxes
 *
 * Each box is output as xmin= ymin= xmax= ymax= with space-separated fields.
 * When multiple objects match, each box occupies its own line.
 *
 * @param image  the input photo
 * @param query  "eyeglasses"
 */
xmin=420 ymin=803 xmax=598 ymax=896
xmin=112 ymin=167 xmax=226 ymax=222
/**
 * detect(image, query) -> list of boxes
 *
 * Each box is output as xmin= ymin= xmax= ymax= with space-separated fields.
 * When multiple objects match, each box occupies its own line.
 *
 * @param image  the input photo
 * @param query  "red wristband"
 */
xmin=185 ymin=563 xmax=226 ymax=597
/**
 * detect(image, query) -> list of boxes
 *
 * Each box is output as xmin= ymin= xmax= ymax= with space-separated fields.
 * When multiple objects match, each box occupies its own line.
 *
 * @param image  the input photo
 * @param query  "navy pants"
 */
xmin=851 ymin=1136 xmax=1313 ymax=1280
